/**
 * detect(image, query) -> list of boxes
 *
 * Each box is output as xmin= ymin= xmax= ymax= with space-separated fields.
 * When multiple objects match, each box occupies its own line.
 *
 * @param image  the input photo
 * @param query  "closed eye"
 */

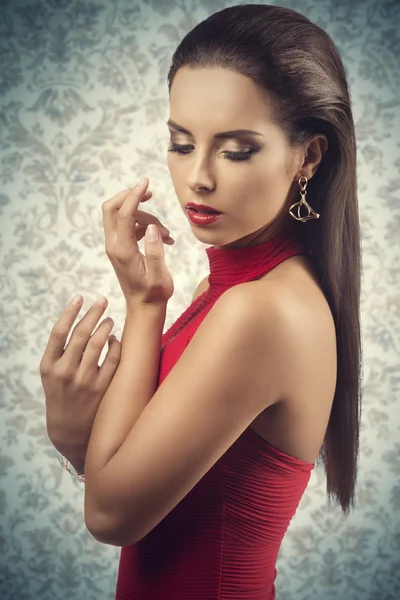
xmin=167 ymin=143 xmax=256 ymax=162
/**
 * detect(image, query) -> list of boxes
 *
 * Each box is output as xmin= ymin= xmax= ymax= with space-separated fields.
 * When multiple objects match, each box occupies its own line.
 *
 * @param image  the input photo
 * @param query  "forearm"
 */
xmin=85 ymin=303 xmax=166 ymax=477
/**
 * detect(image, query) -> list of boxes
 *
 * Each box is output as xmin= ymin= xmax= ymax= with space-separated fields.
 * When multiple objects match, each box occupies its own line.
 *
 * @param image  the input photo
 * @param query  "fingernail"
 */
xmin=137 ymin=177 xmax=147 ymax=187
xmin=95 ymin=296 xmax=108 ymax=306
xmin=71 ymin=294 xmax=82 ymax=306
xmin=146 ymin=224 xmax=159 ymax=241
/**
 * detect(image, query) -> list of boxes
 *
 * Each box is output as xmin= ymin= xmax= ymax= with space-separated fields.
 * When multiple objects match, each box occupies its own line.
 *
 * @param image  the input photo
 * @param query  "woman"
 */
xmin=40 ymin=4 xmax=362 ymax=599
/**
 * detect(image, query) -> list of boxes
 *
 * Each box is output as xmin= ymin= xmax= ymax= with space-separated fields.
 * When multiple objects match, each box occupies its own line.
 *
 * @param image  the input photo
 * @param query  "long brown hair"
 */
xmin=167 ymin=4 xmax=363 ymax=514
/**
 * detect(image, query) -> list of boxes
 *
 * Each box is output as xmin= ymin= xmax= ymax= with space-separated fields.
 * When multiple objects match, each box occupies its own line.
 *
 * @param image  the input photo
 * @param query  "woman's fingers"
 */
xmin=132 ymin=188 xmax=172 ymax=237
xmin=40 ymin=296 xmax=85 ymax=368
xmin=102 ymin=181 xmax=174 ymax=265
xmin=135 ymin=225 xmax=175 ymax=244
xmin=96 ymin=335 xmax=122 ymax=390
xmin=113 ymin=179 xmax=149 ymax=256
xmin=135 ymin=209 xmax=170 ymax=235
xmin=78 ymin=316 xmax=116 ymax=377
xmin=59 ymin=298 xmax=111 ymax=368
xmin=102 ymin=183 xmax=149 ymax=254
xmin=139 ymin=191 xmax=152 ymax=202
xmin=102 ymin=189 xmax=132 ymax=255
xmin=104 ymin=187 xmax=171 ymax=240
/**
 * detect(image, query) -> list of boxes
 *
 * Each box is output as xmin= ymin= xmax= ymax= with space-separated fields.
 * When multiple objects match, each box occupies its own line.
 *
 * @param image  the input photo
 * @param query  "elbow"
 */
xmin=85 ymin=510 xmax=119 ymax=546
xmin=85 ymin=510 xmax=138 ymax=547
xmin=84 ymin=484 xmax=124 ymax=546
xmin=83 ymin=483 xmax=140 ymax=546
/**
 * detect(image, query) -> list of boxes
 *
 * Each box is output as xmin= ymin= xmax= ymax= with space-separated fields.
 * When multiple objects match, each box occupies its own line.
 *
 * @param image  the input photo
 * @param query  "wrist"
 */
xmin=125 ymin=302 xmax=167 ymax=328
xmin=56 ymin=446 xmax=87 ymax=473
xmin=56 ymin=451 xmax=86 ymax=482
xmin=68 ymin=455 xmax=86 ymax=475
xmin=125 ymin=299 xmax=168 ymax=314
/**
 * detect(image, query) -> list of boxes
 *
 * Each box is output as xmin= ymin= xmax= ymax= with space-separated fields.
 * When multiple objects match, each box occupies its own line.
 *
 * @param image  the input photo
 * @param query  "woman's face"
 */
xmin=166 ymin=66 xmax=304 ymax=249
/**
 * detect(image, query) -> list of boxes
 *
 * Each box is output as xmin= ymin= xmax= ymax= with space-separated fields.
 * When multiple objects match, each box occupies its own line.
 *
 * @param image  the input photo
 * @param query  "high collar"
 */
xmin=205 ymin=222 xmax=310 ymax=287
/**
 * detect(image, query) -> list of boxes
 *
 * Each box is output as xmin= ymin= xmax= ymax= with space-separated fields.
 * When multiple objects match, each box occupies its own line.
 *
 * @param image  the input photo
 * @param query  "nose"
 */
xmin=187 ymin=156 xmax=216 ymax=193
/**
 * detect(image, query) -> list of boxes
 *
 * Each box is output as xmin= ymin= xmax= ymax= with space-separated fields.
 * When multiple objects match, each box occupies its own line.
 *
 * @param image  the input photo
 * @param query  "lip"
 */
xmin=186 ymin=202 xmax=222 ymax=214
xmin=186 ymin=208 xmax=223 ymax=226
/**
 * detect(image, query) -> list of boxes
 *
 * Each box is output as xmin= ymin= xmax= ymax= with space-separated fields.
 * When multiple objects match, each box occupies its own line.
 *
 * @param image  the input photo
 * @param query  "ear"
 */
xmin=297 ymin=134 xmax=329 ymax=180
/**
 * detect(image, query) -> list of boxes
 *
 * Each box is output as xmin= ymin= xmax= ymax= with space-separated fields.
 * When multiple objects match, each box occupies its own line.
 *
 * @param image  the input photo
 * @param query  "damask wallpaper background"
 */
xmin=0 ymin=0 xmax=399 ymax=599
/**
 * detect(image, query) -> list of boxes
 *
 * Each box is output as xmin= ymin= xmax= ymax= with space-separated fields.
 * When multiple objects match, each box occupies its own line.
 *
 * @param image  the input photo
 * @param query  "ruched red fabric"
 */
xmin=115 ymin=222 xmax=315 ymax=599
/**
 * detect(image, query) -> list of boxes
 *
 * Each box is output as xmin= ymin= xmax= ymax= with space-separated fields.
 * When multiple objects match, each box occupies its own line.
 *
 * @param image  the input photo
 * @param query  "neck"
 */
xmin=215 ymin=217 xmax=299 ymax=250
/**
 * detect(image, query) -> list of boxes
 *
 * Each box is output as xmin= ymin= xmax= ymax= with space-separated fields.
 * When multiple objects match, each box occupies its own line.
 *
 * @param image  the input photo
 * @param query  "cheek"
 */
xmin=249 ymin=150 xmax=291 ymax=192
xmin=228 ymin=160 xmax=274 ymax=197
xmin=236 ymin=156 xmax=292 ymax=212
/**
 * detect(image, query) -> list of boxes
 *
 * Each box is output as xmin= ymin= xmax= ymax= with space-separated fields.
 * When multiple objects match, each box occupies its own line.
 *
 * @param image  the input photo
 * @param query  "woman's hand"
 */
xmin=133 ymin=187 xmax=175 ymax=245
xmin=40 ymin=295 xmax=121 ymax=463
xmin=102 ymin=178 xmax=175 ymax=308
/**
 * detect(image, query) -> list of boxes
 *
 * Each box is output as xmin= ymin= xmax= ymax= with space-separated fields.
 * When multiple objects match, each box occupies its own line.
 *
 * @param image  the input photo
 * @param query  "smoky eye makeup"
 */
xmin=167 ymin=139 xmax=260 ymax=162
xmin=168 ymin=135 xmax=261 ymax=153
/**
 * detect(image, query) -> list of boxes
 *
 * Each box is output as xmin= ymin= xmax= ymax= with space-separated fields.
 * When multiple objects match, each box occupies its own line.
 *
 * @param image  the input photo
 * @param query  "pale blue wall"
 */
xmin=0 ymin=1 xmax=399 ymax=599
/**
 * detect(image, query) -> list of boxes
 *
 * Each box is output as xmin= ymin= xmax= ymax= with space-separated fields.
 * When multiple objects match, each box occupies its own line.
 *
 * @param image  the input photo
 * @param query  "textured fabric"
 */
xmin=115 ymin=222 xmax=315 ymax=600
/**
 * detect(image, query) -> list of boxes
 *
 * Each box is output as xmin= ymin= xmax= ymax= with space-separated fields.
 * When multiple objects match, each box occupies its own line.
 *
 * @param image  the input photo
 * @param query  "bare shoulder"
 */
xmin=194 ymin=274 xmax=322 ymax=366
xmin=209 ymin=282 xmax=310 ymax=393
xmin=182 ymin=281 xmax=305 ymax=419
xmin=186 ymin=270 xmax=337 ymax=466
xmin=226 ymin=276 xmax=337 ymax=402
xmin=218 ymin=279 xmax=296 ymax=333
xmin=203 ymin=264 xmax=337 ymax=463
xmin=191 ymin=259 xmax=337 ymax=409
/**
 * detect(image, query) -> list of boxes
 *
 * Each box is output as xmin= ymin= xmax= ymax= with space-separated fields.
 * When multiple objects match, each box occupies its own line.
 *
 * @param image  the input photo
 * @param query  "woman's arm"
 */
xmin=84 ymin=303 xmax=166 ymax=516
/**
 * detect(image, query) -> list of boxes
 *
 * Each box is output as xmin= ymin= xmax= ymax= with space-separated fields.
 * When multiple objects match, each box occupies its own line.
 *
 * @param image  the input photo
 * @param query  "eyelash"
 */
xmin=167 ymin=143 xmax=255 ymax=162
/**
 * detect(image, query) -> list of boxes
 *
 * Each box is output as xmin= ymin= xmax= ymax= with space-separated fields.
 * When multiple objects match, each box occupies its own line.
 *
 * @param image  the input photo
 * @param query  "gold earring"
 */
xmin=289 ymin=175 xmax=320 ymax=222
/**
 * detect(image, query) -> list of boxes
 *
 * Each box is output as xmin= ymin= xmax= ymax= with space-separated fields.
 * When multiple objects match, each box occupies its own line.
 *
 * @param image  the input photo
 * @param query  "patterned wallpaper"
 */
xmin=0 ymin=0 xmax=399 ymax=599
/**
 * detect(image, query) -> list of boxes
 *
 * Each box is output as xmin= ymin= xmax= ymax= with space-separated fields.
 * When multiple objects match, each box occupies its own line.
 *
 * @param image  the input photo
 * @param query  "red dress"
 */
xmin=115 ymin=222 xmax=315 ymax=599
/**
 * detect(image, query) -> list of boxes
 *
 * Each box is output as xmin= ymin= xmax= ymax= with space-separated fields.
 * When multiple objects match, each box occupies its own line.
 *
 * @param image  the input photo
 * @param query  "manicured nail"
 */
xmin=95 ymin=296 xmax=108 ymax=306
xmin=146 ymin=224 xmax=159 ymax=241
xmin=71 ymin=294 xmax=82 ymax=306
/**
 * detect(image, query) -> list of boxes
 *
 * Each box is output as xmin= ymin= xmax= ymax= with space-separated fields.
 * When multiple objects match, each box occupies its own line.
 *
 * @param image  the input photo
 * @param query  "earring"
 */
xmin=289 ymin=175 xmax=320 ymax=223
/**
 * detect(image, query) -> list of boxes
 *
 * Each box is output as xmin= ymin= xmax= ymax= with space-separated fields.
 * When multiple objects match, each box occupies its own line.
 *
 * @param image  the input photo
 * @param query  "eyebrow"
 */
xmin=166 ymin=119 xmax=264 ymax=140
